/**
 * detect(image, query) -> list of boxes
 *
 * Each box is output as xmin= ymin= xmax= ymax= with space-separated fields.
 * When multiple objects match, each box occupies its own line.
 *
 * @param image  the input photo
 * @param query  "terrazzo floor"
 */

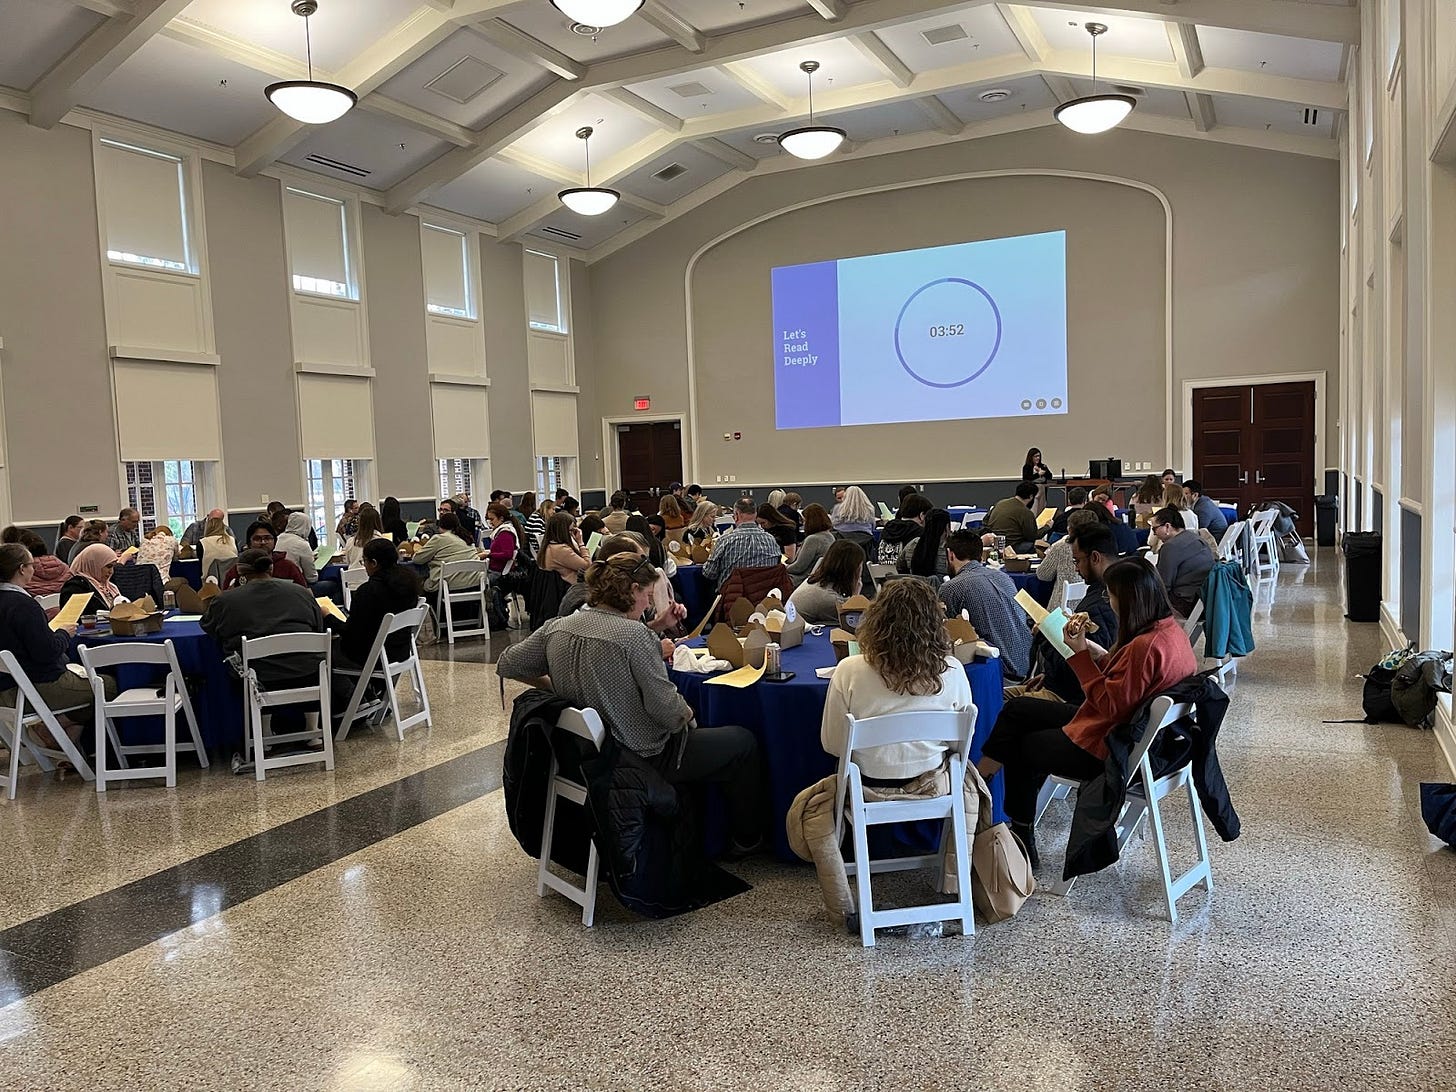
xmin=1 ymin=552 xmax=1454 ymax=1091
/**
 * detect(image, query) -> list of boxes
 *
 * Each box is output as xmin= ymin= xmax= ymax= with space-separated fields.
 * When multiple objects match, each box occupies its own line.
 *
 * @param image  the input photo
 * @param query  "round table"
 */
xmin=669 ymin=631 xmax=1006 ymax=861
xmin=171 ymin=559 xmax=344 ymax=591
xmin=1005 ymin=569 xmax=1053 ymax=607
xmin=71 ymin=613 xmax=241 ymax=749
xmin=670 ymin=564 xmax=715 ymax=631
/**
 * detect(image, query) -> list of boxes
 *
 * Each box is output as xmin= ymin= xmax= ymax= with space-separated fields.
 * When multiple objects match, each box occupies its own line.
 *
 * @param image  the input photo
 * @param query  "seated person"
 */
xmin=483 ymin=502 xmax=518 ymax=576
xmin=658 ymin=495 xmax=688 ymax=531
xmin=977 ymin=557 xmax=1198 ymax=864
xmin=1013 ymin=524 xmax=1120 ymax=704
xmin=684 ymin=500 xmax=718 ymax=541
xmin=540 ymin=512 xmax=591 ymax=586
xmin=180 ymin=508 xmax=224 ymax=549
xmin=438 ymin=497 xmax=476 ymax=544
xmin=1050 ymin=487 xmax=1088 ymax=536
xmin=2 ymin=529 xmax=71 ymax=606
xmin=202 ymin=549 xmax=326 ymax=687
xmin=276 ymin=512 xmax=319 ymax=584
xmin=831 ymin=486 xmax=877 ymax=536
xmin=326 ymin=539 xmax=422 ymax=670
xmin=498 ymin=553 xmax=764 ymax=856
xmin=786 ymin=504 xmax=836 ymax=585
xmin=59 ymin=544 xmax=122 ymax=615
xmin=702 ymin=499 xmax=783 ymax=590
xmin=0 ymin=543 xmax=112 ymax=740
xmin=54 ymin=515 xmax=84 ymax=564
xmin=898 ymin=508 xmax=953 ymax=578
xmin=136 ymin=525 xmax=178 ymax=580
xmin=198 ymin=514 xmax=239 ymax=579
xmin=878 ymin=493 xmax=931 ymax=567
xmin=1035 ymin=509 xmax=1099 ymax=610
xmin=1183 ymin=480 xmax=1229 ymax=537
xmin=222 ymin=522 xmax=307 ymax=589
xmin=109 ymin=508 xmax=141 ymax=555
xmin=777 ymin=491 xmax=803 ymax=532
xmin=984 ymin=483 xmax=1042 ymax=553
xmin=938 ymin=531 xmax=1031 ymax=680
xmin=558 ymin=532 xmax=687 ymax=642
xmin=1162 ymin=483 xmax=1198 ymax=531
xmin=577 ymin=514 xmax=607 ymax=543
xmin=767 ymin=524 xmax=798 ymax=566
xmin=1148 ymin=505 xmax=1215 ymax=616
xmin=343 ymin=505 xmax=386 ymax=568
xmin=787 ymin=540 xmax=863 ymax=625
xmin=413 ymin=513 xmax=482 ymax=594
xmin=602 ymin=492 xmax=631 ymax=534
xmin=1130 ymin=475 xmax=1163 ymax=527
xmin=755 ymin=503 xmax=795 ymax=534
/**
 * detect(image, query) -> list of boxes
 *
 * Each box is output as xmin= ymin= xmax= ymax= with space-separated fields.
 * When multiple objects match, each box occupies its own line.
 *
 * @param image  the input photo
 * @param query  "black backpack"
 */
xmin=1390 ymin=651 xmax=1453 ymax=728
xmin=1360 ymin=644 xmax=1415 ymax=724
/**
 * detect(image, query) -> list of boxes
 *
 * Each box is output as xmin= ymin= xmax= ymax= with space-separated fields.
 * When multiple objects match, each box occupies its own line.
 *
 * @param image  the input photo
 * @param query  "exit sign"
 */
xmin=633 ymin=396 xmax=651 ymax=411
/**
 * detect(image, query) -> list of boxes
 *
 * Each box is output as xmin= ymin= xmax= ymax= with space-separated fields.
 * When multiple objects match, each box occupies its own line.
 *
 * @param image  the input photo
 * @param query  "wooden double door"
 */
xmin=1191 ymin=381 xmax=1317 ymax=526
xmin=616 ymin=420 xmax=683 ymax=513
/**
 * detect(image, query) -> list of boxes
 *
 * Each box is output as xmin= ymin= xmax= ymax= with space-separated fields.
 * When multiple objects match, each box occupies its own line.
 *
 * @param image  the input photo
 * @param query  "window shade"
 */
xmin=524 ymin=250 xmax=561 ymax=330
xmin=286 ymin=189 xmax=349 ymax=286
xmin=99 ymin=141 xmax=188 ymax=267
xmin=422 ymin=225 xmax=469 ymax=316
xmin=297 ymin=374 xmax=375 ymax=459
xmin=531 ymin=391 xmax=578 ymax=457
xmin=112 ymin=361 xmax=220 ymax=461
xmin=431 ymin=385 xmax=489 ymax=458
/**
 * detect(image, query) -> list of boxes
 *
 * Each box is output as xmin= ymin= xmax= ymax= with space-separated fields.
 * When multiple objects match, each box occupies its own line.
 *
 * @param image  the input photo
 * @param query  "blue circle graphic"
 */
xmin=892 ymin=277 xmax=1002 ymax=389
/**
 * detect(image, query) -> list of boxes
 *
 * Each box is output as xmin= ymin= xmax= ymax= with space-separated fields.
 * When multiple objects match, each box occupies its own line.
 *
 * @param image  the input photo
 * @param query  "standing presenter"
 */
xmin=1022 ymin=447 xmax=1054 ymax=515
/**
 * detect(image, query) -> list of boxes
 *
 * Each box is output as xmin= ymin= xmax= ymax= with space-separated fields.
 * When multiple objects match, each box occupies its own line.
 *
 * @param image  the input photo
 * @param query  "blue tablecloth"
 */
xmin=948 ymin=506 xmax=987 ymax=527
xmin=71 ymin=614 xmax=241 ymax=749
xmin=670 ymin=631 xmax=1005 ymax=862
xmin=171 ymin=559 xmax=344 ymax=591
xmin=671 ymin=564 xmax=715 ymax=631
xmin=1006 ymin=569 xmax=1053 ymax=607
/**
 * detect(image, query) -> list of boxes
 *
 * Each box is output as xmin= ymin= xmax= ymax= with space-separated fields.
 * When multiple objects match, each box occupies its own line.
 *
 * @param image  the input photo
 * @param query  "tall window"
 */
xmin=124 ymin=460 xmax=197 ymax=534
xmin=98 ymin=139 xmax=192 ymax=273
xmin=535 ymin=456 xmax=570 ymax=499
xmin=439 ymin=459 xmax=473 ymax=499
xmin=305 ymin=458 xmax=356 ymax=537
xmin=285 ymin=188 xmax=354 ymax=299
xmin=422 ymin=224 xmax=473 ymax=319
xmin=524 ymin=250 xmax=565 ymax=334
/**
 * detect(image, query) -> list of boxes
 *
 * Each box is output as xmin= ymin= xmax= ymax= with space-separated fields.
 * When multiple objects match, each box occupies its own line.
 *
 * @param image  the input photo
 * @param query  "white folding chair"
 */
xmin=436 ymin=559 xmax=491 ymax=644
xmin=239 ymin=633 xmax=334 ymax=782
xmin=36 ymin=593 xmax=60 ymax=613
xmin=833 ymin=709 xmax=977 ymax=947
xmin=334 ymin=605 xmax=432 ymax=742
xmin=538 ymin=706 xmax=606 ymax=927
xmin=1063 ymin=580 xmax=1088 ymax=611
xmin=1216 ymin=520 xmax=1246 ymax=564
xmin=497 ymin=557 xmax=526 ymax=629
xmin=866 ymin=562 xmax=896 ymax=581
xmin=77 ymin=640 xmax=208 ymax=791
xmin=1249 ymin=510 xmax=1280 ymax=579
xmin=1033 ymin=696 xmax=1214 ymax=923
xmin=340 ymin=565 xmax=369 ymax=610
xmin=0 ymin=650 xmax=95 ymax=795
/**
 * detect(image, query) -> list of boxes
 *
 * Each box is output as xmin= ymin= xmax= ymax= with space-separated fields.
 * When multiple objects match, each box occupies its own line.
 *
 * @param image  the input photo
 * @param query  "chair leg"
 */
xmin=950 ymin=779 xmax=974 ymax=938
xmin=850 ymin=803 xmax=876 ymax=947
xmin=181 ymin=697 xmax=208 ymax=769
xmin=95 ymin=716 xmax=110 ymax=794
xmin=6 ymin=720 xmax=20 ymax=799
xmin=164 ymin=704 xmax=177 ymax=789
xmin=538 ymin=760 xmax=560 ymax=898
xmin=1143 ymin=786 xmax=1179 ymax=924
xmin=251 ymin=704 xmax=268 ymax=783
xmin=1187 ymin=782 xmax=1214 ymax=895
xmin=388 ymin=673 xmax=407 ymax=742
xmin=581 ymin=841 xmax=600 ymax=928
xmin=413 ymin=659 xmax=432 ymax=728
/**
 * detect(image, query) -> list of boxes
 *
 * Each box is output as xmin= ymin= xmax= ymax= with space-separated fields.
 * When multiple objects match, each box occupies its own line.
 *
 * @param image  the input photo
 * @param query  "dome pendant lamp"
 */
xmin=777 ymin=61 xmax=847 ymax=160
xmin=1054 ymin=23 xmax=1136 ymax=135
xmin=550 ymin=0 xmax=643 ymax=29
xmin=265 ymin=0 xmax=357 ymax=125
xmin=558 ymin=126 xmax=620 ymax=215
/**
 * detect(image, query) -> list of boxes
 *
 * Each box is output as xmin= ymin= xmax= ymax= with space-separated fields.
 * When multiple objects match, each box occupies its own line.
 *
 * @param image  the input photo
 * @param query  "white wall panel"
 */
xmin=293 ymin=296 xmax=364 ymax=367
xmin=527 ymin=331 xmax=570 ymax=387
xmin=110 ymin=268 xmax=206 ymax=351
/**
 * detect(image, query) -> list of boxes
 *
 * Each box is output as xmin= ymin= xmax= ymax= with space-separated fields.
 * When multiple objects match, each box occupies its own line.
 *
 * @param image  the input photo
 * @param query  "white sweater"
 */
xmin=820 ymin=654 xmax=974 ymax=780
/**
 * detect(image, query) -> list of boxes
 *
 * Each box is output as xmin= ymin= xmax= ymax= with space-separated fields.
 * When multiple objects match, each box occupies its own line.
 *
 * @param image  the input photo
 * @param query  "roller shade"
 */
xmin=98 ymin=140 xmax=188 ymax=268
xmin=297 ymin=373 xmax=374 ymax=459
xmin=524 ymin=250 xmax=562 ymax=330
xmin=113 ymin=361 xmax=220 ymax=461
xmin=422 ymin=225 xmax=470 ymax=316
xmin=531 ymin=391 xmax=578 ymax=457
xmin=285 ymin=188 xmax=349 ymax=286
xmin=431 ymin=384 xmax=489 ymax=458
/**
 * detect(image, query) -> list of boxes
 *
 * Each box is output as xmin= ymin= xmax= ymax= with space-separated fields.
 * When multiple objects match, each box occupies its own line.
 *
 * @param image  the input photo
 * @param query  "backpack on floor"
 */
xmin=1360 ymin=644 xmax=1415 ymax=724
xmin=1390 ymin=651 xmax=1453 ymax=728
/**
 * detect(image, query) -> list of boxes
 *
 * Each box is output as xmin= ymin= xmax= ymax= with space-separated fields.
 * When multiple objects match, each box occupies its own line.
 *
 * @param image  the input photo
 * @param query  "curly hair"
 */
xmin=855 ymin=578 xmax=952 ymax=695
xmin=585 ymin=552 xmax=659 ymax=612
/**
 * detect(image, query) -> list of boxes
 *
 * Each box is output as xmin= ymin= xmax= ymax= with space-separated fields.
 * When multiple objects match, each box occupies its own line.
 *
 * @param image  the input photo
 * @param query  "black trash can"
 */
xmin=1315 ymin=494 xmax=1339 ymax=547
xmin=1342 ymin=531 xmax=1381 ymax=622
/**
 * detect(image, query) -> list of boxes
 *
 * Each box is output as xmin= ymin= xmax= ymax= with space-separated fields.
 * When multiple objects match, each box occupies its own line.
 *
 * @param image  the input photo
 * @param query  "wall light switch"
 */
xmin=729 ymin=475 xmax=736 ymax=482
xmin=261 ymin=494 xmax=269 ymax=504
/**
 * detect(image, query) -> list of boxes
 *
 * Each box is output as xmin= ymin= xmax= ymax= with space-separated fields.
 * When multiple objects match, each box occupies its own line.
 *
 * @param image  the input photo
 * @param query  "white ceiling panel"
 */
xmin=822 ymin=99 xmax=937 ymax=142
xmin=716 ymin=127 xmax=790 ymax=160
xmin=0 ymin=0 xmax=104 ymax=92
xmin=669 ymin=0 xmax=807 ymax=36
xmin=281 ymin=110 xmax=450 ymax=191
xmin=733 ymin=38 xmax=891 ymax=98
xmin=532 ymin=204 xmax=649 ymax=252
xmin=430 ymin=157 xmax=561 ymax=223
xmin=507 ymin=92 xmax=660 ymax=166
xmin=875 ymin=5 xmax=1025 ymax=73
xmin=1196 ymin=26 xmax=1346 ymax=83
xmin=495 ymin=8 xmax=673 ymax=64
xmin=86 ymin=35 xmax=279 ymax=146
xmin=616 ymin=144 xmax=733 ymax=204
xmin=1030 ymin=9 xmax=1175 ymax=63
xmin=1209 ymin=94 xmax=1335 ymax=139
xmin=182 ymin=0 xmax=423 ymax=73
xmin=378 ymin=27 xmax=554 ymax=128
xmin=937 ymin=75 xmax=1056 ymax=124
xmin=625 ymin=66 xmax=766 ymax=120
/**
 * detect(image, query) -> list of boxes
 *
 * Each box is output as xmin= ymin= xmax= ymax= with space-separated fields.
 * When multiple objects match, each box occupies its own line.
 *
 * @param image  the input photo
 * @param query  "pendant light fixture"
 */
xmin=266 ymin=0 xmax=357 ymax=125
xmin=550 ymin=0 xmax=643 ymax=29
xmin=777 ymin=61 xmax=846 ymax=160
xmin=558 ymin=126 xmax=619 ymax=216
xmin=1054 ymin=23 xmax=1136 ymax=135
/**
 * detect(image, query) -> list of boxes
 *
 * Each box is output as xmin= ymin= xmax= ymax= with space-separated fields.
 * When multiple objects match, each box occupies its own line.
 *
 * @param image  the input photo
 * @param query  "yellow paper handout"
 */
xmin=704 ymin=660 xmax=767 ymax=688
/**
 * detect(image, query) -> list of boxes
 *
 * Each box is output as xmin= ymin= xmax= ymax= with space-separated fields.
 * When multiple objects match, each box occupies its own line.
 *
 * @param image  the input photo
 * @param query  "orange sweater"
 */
xmin=1063 ymin=616 xmax=1198 ymax=759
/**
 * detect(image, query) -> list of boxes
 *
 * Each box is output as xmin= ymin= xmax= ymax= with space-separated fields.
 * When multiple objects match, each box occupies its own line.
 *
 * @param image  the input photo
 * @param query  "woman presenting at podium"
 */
xmin=1022 ymin=448 xmax=1053 ymax=514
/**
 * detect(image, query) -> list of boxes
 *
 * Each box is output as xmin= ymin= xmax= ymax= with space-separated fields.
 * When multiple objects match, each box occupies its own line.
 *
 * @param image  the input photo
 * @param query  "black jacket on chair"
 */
xmin=1064 ymin=673 xmax=1240 ymax=881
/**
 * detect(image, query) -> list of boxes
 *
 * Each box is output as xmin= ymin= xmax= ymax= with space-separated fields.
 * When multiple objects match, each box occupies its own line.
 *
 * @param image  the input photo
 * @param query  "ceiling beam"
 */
xmin=1166 ymin=21 xmax=1205 ymax=80
xmin=639 ymin=1 xmax=706 ymax=54
xmin=360 ymin=95 xmax=477 ymax=146
xmin=1186 ymin=91 xmax=1217 ymax=132
xmin=693 ymin=136 xmax=758 ymax=171
xmin=496 ymin=146 xmax=584 ymax=187
xmin=44 ymin=0 xmax=134 ymax=15
xmin=719 ymin=62 xmax=793 ymax=112
xmin=806 ymin=0 xmax=848 ymax=20
xmin=473 ymin=20 xmax=585 ymax=80
xmin=1027 ymin=0 xmax=1356 ymax=44
xmin=998 ymin=4 xmax=1048 ymax=62
xmin=601 ymin=86 xmax=684 ymax=131
xmin=915 ymin=95 xmax=965 ymax=135
xmin=846 ymin=33 xmax=914 ymax=89
xmin=29 ymin=0 xmax=194 ymax=128
xmin=1037 ymin=50 xmax=1347 ymax=110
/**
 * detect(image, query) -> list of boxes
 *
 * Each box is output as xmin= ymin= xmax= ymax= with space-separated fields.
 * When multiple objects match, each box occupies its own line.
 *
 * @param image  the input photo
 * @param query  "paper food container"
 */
xmin=1002 ymin=556 xmax=1031 ymax=573
xmin=727 ymin=596 xmax=757 ymax=630
xmin=754 ymin=590 xmax=785 ymax=616
xmin=836 ymin=595 xmax=871 ymax=634
xmin=763 ymin=612 xmax=804 ymax=650
xmin=108 ymin=595 xmax=163 ymax=635
xmin=706 ymin=623 xmax=746 ymax=668
xmin=742 ymin=627 xmax=770 ymax=669
xmin=690 ymin=538 xmax=713 ymax=564
xmin=165 ymin=577 xmax=219 ymax=615
xmin=830 ymin=627 xmax=858 ymax=662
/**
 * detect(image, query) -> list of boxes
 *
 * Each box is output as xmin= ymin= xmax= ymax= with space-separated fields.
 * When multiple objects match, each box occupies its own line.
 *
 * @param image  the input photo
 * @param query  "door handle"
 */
xmin=1255 ymin=471 xmax=1266 ymax=484
xmin=1239 ymin=471 xmax=1249 ymax=484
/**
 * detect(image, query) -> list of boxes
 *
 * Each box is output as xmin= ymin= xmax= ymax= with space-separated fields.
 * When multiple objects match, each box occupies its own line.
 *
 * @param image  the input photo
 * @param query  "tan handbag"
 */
xmin=970 ymin=823 xmax=1036 ymax=923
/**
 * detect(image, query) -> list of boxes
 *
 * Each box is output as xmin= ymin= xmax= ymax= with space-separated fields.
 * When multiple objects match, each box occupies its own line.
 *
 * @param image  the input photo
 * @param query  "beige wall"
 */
xmin=479 ymin=238 xmax=534 ymax=492
xmin=588 ymin=126 xmax=1341 ymax=486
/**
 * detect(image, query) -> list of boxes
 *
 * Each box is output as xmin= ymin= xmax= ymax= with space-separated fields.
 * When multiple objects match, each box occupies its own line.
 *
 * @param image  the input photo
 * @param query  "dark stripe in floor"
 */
xmin=0 ymin=739 xmax=508 ymax=1005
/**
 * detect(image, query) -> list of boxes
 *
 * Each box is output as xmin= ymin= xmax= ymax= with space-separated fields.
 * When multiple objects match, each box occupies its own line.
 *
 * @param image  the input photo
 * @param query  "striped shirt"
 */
xmin=939 ymin=561 xmax=1032 ymax=679
xmin=496 ymin=609 xmax=691 ymax=757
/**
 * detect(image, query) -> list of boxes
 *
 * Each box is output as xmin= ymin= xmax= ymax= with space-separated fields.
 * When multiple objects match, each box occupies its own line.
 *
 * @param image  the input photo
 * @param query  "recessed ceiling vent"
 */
xmin=1302 ymin=107 xmax=1320 ymax=126
xmin=539 ymin=225 xmax=582 ymax=241
xmin=652 ymin=162 xmax=688 ymax=181
xmin=304 ymin=153 xmax=370 ymax=178
xmin=669 ymin=81 xmax=713 ymax=98
xmin=978 ymin=88 xmax=1012 ymax=103
xmin=921 ymin=24 xmax=967 ymax=46
xmin=425 ymin=56 xmax=504 ymax=105
xmin=752 ymin=132 xmax=779 ymax=144
xmin=570 ymin=22 xmax=603 ymax=35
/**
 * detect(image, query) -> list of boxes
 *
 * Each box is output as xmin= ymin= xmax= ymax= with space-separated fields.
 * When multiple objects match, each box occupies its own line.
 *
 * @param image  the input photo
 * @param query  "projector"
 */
xmin=1088 ymin=458 xmax=1123 ymax=479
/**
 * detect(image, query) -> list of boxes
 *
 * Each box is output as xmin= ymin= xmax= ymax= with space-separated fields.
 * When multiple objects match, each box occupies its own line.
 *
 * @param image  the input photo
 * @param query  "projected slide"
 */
xmin=772 ymin=230 xmax=1067 ymax=430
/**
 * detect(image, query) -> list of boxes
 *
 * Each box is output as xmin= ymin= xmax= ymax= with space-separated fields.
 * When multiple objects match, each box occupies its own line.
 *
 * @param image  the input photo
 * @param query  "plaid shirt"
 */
xmin=939 ymin=562 xmax=1032 ymax=679
xmin=702 ymin=523 xmax=783 ymax=589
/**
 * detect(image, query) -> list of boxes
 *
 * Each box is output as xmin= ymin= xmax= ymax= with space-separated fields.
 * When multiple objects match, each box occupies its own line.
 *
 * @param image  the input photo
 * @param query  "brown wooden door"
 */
xmin=1191 ymin=381 xmax=1316 ymax=525
xmin=616 ymin=420 xmax=683 ymax=499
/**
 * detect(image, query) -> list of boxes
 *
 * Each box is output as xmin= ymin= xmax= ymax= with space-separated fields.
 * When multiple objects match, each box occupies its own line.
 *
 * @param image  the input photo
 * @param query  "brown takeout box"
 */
xmin=690 ymin=537 xmax=714 ymax=565
xmin=830 ymin=627 xmax=857 ymax=662
xmin=706 ymin=623 xmax=746 ymax=669
xmin=836 ymin=595 xmax=871 ymax=634
xmin=165 ymin=577 xmax=219 ymax=615
xmin=742 ymin=627 xmax=770 ymax=670
xmin=945 ymin=614 xmax=982 ymax=664
xmin=727 ymin=596 xmax=757 ymax=630
xmin=109 ymin=596 xmax=163 ymax=636
xmin=763 ymin=611 xmax=804 ymax=650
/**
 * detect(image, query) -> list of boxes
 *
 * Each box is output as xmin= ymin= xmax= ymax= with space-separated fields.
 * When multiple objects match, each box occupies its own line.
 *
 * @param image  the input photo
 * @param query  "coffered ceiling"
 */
xmin=3 ymin=0 xmax=1354 ymax=260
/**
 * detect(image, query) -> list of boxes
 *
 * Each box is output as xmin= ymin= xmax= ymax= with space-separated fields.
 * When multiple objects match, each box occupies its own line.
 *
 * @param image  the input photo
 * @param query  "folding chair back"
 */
xmin=334 ymin=605 xmax=432 ymax=742
xmin=36 ymin=593 xmax=60 ymax=613
xmin=832 ymin=709 xmax=977 ymax=946
xmin=1217 ymin=521 xmax=1246 ymax=563
xmin=1248 ymin=510 xmax=1280 ymax=579
xmin=240 ymin=632 xmax=333 ymax=781
xmin=0 ymin=649 xmax=95 ymax=795
xmin=437 ymin=559 xmax=491 ymax=644
xmin=538 ymin=706 xmax=607 ymax=926
xmin=1063 ymin=580 xmax=1088 ymax=610
xmin=340 ymin=566 xmax=369 ymax=609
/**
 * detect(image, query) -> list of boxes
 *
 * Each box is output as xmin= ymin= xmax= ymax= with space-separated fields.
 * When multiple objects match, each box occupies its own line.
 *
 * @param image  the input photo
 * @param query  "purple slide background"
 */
xmin=772 ymin=261 xmax=839 ymax=430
